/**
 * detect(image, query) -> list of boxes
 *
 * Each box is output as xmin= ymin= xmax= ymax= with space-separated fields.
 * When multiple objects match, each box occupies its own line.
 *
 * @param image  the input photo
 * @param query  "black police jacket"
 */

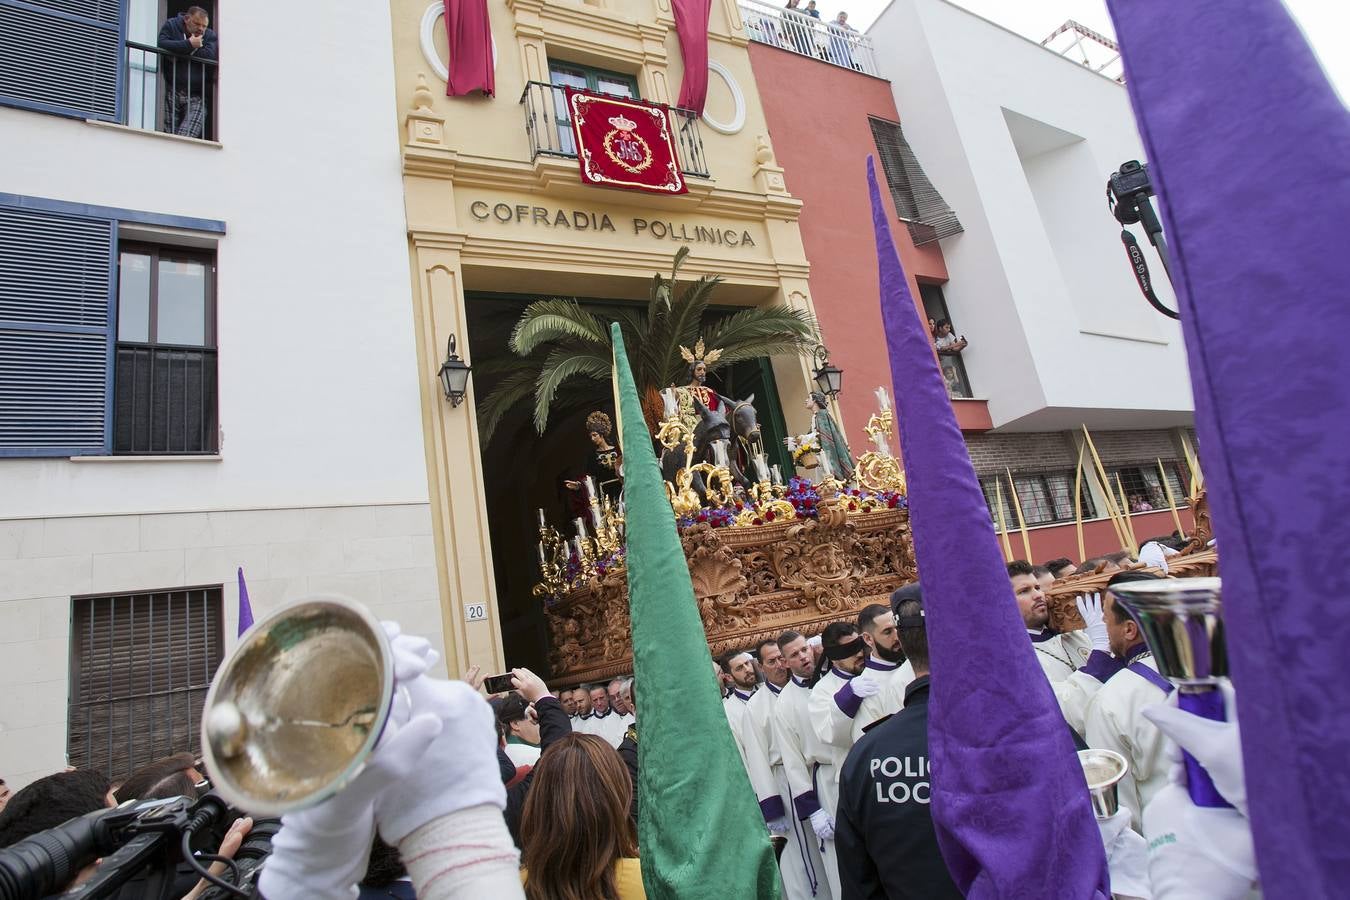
xmin=835 ymin=676 xmax=964 ymax=899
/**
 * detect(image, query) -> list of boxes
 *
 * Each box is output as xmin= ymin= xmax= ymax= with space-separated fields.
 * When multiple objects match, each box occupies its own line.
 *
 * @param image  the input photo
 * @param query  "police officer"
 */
xmin=834 ymin=585 xmax=962 ymax=899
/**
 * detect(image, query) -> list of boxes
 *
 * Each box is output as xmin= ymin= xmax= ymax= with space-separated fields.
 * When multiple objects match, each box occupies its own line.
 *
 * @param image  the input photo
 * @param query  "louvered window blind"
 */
xmin=68 ymin=586 xmax=223 ymax=781
xmin=0 ymin=0 xmax=122 ymax=121
xmin=0 ymin=203 xmax=113 ymax=456
xmin=869 ymin=117 xmax=964 ymax=246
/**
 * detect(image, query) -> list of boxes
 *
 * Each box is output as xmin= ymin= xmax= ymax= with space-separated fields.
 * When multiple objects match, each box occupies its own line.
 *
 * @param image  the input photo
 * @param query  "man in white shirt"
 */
xmin=586 ymin=682 xmax=628 ymax=748
xmin=721 ymin=651 xmax=791 ymax=832
xmin=1009 ymin=560 xmax=1121 ymax=734
xmin=771 ymin=632 xmax=835 ymax=900
xmin=571 ymin=686 xmax=594 ymax=735
xmin=607 ymin=677 xmax=635 ymax=728
xmin=851 ymin=599 xmax=915 ymax=742
xmin=1084 ymin=570 xmax=1172 ymax=832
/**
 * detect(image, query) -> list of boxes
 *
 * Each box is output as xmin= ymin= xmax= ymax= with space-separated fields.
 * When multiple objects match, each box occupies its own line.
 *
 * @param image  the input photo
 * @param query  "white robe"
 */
xmin=806 ymin=669 xmax=863 ymax=900
xmin=851 ymin=657 xmax=916 ymax=743
xmin=725 ymin=690 xmax=785 ymax=822
xmin=1030 ymin=629 xmax=1110 ymax=735
xmin=749 ymin=682 xmax=830 ymax=900
xmin=586 ymin=709 xmax=628 ymax=748
xmin=1084 ymin=653 xmax=1170 ymax=831
xmin=773 ymin=675 xmax=839 ymax=899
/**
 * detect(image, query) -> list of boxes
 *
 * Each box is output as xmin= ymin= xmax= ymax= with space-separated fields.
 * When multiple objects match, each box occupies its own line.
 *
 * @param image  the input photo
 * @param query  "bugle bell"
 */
xmin=1077 ymin=748 xmax=1129 ymax=820
xmin=200 ymin=596 xmax=395 ymax=817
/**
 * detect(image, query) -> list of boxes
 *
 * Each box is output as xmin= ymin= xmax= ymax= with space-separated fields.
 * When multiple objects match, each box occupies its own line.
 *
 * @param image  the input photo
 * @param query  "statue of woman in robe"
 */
xmin=807 ymin=391 xmax=854 ymax=480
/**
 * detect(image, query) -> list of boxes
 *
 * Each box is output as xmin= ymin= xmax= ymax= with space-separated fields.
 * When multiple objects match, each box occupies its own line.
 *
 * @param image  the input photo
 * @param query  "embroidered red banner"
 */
xmin=564 ymin=88 xmax=687 ymax=196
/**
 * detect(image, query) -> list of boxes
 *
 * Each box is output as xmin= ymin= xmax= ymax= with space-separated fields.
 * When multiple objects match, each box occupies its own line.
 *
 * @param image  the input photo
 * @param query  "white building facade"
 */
xmin=869 ymin=0 xmax=1198 ymax=541
xmin=0 ymin=2 xmax=442 ymax=789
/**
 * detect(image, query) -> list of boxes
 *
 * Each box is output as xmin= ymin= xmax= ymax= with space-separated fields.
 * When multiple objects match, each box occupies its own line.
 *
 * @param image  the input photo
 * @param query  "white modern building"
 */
xmin=869 ymin=0 xmax=1198 ymax=545
xmin=0 ymin=2 xmax=443 ymax=789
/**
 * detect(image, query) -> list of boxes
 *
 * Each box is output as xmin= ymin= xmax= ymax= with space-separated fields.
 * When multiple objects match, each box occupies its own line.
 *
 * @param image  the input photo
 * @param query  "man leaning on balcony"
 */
xmin=157 ymin=6 xmax=217 ymax=139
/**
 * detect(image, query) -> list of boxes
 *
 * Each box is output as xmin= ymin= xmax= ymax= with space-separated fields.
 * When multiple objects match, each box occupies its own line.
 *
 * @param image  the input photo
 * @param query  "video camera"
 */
xmin=0 ymin=790 xmax=277 ymax=900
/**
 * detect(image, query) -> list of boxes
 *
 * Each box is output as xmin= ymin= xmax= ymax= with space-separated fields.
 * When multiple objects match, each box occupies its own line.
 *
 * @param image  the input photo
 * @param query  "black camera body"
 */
xmin=1108 ymin=160 xmax=1154 ymax=224
xmin=0 ymin=792 xmax=275 ymax=900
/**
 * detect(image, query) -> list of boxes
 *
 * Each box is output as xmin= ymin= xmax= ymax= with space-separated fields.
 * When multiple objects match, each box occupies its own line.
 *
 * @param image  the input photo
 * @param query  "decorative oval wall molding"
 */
xmin=421 ymin=1 xmax=497 ymax=84
xmin=702 ymin=59 xmax=746 ymax=135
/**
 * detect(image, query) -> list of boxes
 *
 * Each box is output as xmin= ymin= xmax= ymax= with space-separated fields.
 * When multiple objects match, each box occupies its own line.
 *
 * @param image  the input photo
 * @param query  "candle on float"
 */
xmin=820 ymin=451 xmax=834 ymax=480
xmin=753 ymin=454 xmax=770 ymax=483
xmin=872 ymin=430 xmax=891 ymax=458
xmin=584 ymin=476 xmax=597 ymax=499
xmin=537 ymin=542 xmax=547 ymax=566
xmin=874 ymin=386 xmax=890 ymax=411
xmin=712 ymin=440 xmax=730 ymax=469
xmin=537 ymin=508 xmax=547 ymax=530
xmin=771 ymin=464 xmax=783 ymax=486
xmin=572 ymin=537 xmax=584 ymax=561
xmin=574 ymin=517 xmax=588 ymax=540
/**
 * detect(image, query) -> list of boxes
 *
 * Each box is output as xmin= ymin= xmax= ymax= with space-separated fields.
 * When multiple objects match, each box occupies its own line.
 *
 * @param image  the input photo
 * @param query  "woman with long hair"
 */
xmin=520 ymin=733 xmax=643 ymax=900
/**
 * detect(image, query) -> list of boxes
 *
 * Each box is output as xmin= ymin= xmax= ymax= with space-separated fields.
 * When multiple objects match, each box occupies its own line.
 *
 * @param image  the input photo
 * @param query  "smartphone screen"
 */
xmin=483 ymin=673 xmax=516 ymax=694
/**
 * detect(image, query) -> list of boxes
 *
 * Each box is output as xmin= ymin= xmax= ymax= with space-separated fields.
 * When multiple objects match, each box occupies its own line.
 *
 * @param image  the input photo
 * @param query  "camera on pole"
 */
xmin=1106 ymin=160 xmax=1180 ymax=320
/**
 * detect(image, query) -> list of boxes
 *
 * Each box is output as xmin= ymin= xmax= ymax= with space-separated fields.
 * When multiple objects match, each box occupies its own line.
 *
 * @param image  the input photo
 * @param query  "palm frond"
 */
xmin=476 ymin=367 xmax=542 ymax=447
xmin=510 ymin=299 xmax=611 ymax=355
xmin=652 ymin=273 xmax=722 ymax=387
xmin=703 ymin=305 xmax=819 ymax=355
xmin=532 ymin=350 xmax=614 ymax=434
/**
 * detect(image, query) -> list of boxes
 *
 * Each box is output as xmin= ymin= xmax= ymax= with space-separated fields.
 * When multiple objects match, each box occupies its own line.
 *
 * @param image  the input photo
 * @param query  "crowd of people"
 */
xmin=760 ymin=0 xmax=862 ymax=70
xmin=0 ymin=540 xmax=1250 ymax=899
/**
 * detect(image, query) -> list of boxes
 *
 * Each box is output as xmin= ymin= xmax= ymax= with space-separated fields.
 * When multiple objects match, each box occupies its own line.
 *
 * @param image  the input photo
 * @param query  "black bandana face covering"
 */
xmin=825 ymin=635 xmax=868 ymax=660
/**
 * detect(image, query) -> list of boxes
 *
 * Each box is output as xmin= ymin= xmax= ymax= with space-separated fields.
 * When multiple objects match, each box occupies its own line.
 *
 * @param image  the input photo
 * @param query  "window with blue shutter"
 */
xmin=0 ymin=202 xmax=115 ymax=457
xmin=0 ymin=0 xmax=123 ymax=121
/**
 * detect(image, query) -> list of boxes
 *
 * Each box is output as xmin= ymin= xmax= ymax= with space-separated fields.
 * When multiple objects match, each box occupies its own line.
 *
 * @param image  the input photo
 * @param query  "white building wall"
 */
xmin=868 ymin=0 xmax=1194 ymax=431
xmin=0 ymin=6 xmax=444 ymax=787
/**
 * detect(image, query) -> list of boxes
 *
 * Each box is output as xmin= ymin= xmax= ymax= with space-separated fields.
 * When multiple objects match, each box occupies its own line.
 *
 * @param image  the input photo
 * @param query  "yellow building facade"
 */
xmin=387 ymin=0 xmax=823 ymax=674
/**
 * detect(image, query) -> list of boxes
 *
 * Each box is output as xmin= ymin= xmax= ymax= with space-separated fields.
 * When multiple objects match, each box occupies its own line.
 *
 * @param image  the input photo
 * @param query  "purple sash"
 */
xmin=1127 ymin=660 xmax=1174 ymax=695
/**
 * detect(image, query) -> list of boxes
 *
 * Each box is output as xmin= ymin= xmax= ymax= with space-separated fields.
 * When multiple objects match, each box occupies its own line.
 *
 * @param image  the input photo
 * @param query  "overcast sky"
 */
xmin=851 ymin=0 xmax=1348 ymax=101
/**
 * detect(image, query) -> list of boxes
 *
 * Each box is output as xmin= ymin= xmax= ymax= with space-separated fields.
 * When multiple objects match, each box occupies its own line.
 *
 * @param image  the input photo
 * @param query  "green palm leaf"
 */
xmin=703 ymin=306 xmax=818 ymax=355
xmin=532 ymin=349 xmax=614 ymax=434
xmin=477 ymin=367 xmax=542 ymax=447
xmin=510 ymin=299 xmax=611 ymax=355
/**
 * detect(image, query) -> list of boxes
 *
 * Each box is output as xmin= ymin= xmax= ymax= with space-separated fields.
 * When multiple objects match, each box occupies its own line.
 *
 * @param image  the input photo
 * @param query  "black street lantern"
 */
xmin=437 ymin=334 xmax=472 ymax=407
xmin=812 ymin=344 xmax=843 ymax=398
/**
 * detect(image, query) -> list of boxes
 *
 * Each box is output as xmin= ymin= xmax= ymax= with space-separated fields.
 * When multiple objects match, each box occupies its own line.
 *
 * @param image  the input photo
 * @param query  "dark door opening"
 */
xmin=465 ymin=291 xmax=795 ymax=677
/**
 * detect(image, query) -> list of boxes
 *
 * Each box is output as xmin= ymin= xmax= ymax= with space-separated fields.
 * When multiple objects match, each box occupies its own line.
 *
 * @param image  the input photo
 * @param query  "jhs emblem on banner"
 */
xmin=564 ymin=88 xmax=687 ymax=195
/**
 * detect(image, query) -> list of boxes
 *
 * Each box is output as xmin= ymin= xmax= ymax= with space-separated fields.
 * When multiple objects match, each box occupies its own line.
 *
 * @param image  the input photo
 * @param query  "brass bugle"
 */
xmin=200 ymin=596 xmax=395 ymax=817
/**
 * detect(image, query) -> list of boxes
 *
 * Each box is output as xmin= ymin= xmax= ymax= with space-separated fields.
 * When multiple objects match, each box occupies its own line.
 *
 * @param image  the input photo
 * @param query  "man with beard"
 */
xmin=721 ymin=650 xmax=791 ymax=836
xmin=772 ymin=631 xmax=835 ymax=899
xmin=1009 ymin=560 xmax=1120 ymax=735
xmin=851 ymin=600 xmax=917 ymax=741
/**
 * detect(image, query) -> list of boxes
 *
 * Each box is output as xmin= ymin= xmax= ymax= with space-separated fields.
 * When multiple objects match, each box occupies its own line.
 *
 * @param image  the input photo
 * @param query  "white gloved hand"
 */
xmin=849 ymin=675 xmax=880 ymax=699
xmin=767 ymin=817 xmax=790 ymax=836
xmin=1096 ymin=807 xmax=1150 ymax=900
xmin=1141 ymin=681 xmax=1247 ymax=817
xmin=257 ymin=622 xmax=443 ymax=900
xmin=375 ymin=675 xmax=508 ymax=844
xmin=1144 ymin=783 xmax=1257 ymax=899
xmin=808 ymin=808 xmax=835 ymax=841
xmin=1075 ymin=592 xmax=1111 ymax=653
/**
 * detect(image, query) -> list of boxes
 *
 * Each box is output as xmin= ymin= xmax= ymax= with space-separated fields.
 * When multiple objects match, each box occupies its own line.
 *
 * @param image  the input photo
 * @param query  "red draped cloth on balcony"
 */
xmin=442 ymin=0 xmax=494 ymax=96
xmin=673 ymin=0 xmax=712 ymax=113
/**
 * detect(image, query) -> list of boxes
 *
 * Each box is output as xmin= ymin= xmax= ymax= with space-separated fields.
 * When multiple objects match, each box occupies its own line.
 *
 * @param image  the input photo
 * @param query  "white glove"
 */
xmin=849 ymin=675 xmax=880 ymax=699
xmin=259 ymin=623 xmax=442 ymax=900
xmin=1075 ymin=592 xmax=1111 ymax=653
xmin=808 ymin=808 xmax=835 ymax=841
xmin=1141 ymin=681 xmax=1246 ymax=816
xmin=1144 ymin=783 xmax=1257 ymax=899
xmin=767 ymin=817 xmax=790 ymax=836
xmin=1096 ymin=807 xmax=1151 ymax=900
xmin=375 ymin=675 xmax=508 ymax=843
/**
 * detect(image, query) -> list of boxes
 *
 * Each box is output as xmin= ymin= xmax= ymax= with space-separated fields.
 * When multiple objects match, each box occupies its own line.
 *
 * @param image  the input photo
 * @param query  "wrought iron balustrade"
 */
xmin=123 ymin=40 xmax=218 ymax=140
xmin=113 ymin=343 xmax=218 ymax=454
xmin=520 ymin=82 xmax=711 ymax=178
xmin=737 ymin=0 xmax=880 ymax=77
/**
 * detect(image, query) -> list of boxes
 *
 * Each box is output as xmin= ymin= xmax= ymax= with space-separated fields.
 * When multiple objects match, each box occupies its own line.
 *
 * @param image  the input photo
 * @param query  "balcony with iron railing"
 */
xmin=122 ymin=41 xmax=218 ymax=141
xmin=738 ymin=0 xmax=880 ymax=77
xmin=520 ymin=81 xmax=711 ymax=179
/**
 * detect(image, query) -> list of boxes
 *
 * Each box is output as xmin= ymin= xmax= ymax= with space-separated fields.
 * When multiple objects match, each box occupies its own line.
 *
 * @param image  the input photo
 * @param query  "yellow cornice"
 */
xmin=453 ymin=235 xmax=787 ymax=285
xmin=400 ymin=147 xmax=803 ymax=223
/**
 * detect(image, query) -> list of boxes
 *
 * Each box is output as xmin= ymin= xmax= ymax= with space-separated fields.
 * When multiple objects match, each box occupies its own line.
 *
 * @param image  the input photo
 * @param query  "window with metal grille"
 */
xmin=1107 ymin=462 xmax=1189 ymax=513
xmin=980 ymin=471 xmax=1097 ymax=527
xmin=0 ymin=0 xmax=122 ymax=121
xmin=868 ymin=117 xmax=963 ymax=246
xmin=68 ymin=586 xmax=223 ymax=781
xmin=114 ymin=243 xmax=218 ymax=454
